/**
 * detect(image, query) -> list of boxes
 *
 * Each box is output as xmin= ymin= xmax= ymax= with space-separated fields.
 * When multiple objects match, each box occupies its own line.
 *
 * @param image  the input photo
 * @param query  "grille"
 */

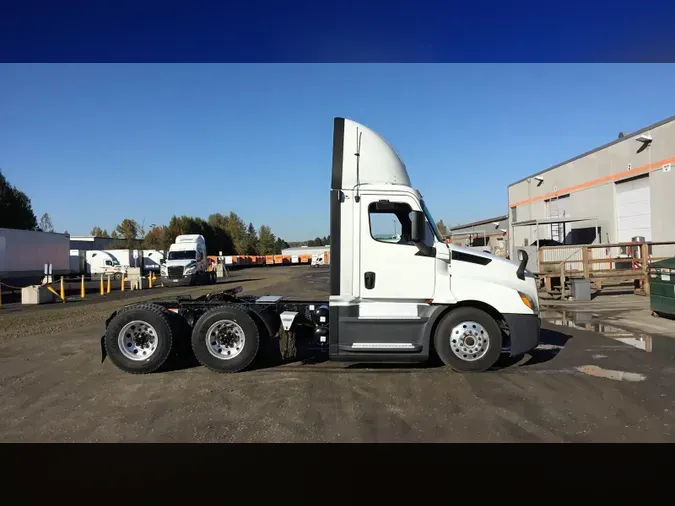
xmin=167 ymin=266 xmax=184 ymax=279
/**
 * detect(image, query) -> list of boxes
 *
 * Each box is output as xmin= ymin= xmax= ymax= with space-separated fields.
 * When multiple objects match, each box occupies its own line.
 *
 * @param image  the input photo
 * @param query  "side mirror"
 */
xmin=411 ymin=211 xmax=426 ymax=243
xmin=410 ymin=210 xmax=436 ymax=258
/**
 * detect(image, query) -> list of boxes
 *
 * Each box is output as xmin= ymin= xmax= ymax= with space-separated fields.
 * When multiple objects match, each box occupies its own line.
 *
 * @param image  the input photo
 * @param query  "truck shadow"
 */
xmin=163 ymin=327 xmax=572 ymax=373
xmin=494 ymin=327 xmax=572 ymax=369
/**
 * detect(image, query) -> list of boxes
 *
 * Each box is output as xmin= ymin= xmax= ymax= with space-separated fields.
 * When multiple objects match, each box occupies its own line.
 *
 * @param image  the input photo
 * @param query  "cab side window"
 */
xmin=368 ymin=201 xmax=414 ymax=245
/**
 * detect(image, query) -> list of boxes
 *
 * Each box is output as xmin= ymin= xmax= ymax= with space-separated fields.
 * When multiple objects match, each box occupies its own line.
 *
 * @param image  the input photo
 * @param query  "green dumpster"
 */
xmin=648 ymin=257 xmax=675 ymax=317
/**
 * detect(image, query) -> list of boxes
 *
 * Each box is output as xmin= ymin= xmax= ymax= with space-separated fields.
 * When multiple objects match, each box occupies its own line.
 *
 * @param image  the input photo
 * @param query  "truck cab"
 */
xmin=325 ymin=117 xmax=540 ymax=369
xmin=161 ymin=234 xmax=215 ymax=286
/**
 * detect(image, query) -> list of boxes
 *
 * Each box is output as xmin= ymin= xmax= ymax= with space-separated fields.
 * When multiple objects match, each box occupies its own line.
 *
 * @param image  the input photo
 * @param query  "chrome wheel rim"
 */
xmin=118 ymin=320 xmax=159 ymax=361
xmin=450 ymin=321 xmax=490 ymax=362
xmin=206 ymin=320 xmax=245 ymax=360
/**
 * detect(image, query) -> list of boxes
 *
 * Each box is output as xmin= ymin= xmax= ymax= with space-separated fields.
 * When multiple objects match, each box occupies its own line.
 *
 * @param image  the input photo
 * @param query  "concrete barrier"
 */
xmin=21 ymin=285 xmax=56 ymax=305
xmin=127 ymin=268 xmax=142 ymax=290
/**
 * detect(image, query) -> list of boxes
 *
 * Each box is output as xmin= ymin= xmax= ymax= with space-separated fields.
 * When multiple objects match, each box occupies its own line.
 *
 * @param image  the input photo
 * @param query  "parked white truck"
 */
xmin=142 ymin=250 xmax=165 ymax=275
xmin=69 ymin=250 xmax=127 ymax=280
xmin=101 ymin=117 xmax=540 ymax=375
xmin=160 ymin=234 xmax=215 ymax=286
xmin=0 ymin=228 xmax=70 ymax=286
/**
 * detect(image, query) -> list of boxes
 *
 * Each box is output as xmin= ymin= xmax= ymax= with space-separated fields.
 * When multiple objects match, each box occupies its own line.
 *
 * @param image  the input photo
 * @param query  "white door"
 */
xmin=359 ymin=194 xmax=436 ymax=300
xmin=615 ymin=175 xmax=652 ymax=242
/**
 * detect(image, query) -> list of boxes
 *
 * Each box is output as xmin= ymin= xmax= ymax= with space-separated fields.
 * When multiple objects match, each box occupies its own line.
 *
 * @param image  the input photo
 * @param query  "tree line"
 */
xmin=90 ymin=214 xmax=293 ymax=256
xmin=1 ymin=169 xmax=326 ymax=255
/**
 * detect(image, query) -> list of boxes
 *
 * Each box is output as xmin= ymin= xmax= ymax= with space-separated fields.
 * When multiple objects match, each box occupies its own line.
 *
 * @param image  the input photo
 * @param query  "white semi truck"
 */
xmin=69 ymin=250 xmax=127 ymax=280
xmin=160 ymin=234 xmax=215 ymax=286
xmin=101 ymin=117 xmax=540 ymax=375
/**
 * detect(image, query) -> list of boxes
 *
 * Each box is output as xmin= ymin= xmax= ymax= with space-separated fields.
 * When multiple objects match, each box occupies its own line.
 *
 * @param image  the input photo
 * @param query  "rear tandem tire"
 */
xmin=104 ymin=303 xmax=174 ymax=374
xmin=433 ymin=307 xmax=502 ymax=373
xmin=191 ymin=305 xmax=260 ymax=373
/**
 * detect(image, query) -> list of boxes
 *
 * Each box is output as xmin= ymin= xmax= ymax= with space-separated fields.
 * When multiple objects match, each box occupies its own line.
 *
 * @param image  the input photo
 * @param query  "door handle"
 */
xmin=364 ymin=271 xmax=376 ymax=289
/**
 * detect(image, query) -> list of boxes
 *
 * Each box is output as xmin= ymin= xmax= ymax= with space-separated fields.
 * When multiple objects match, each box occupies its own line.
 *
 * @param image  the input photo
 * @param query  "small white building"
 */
xmin=281 ymin=245 xmax=330 ymax=257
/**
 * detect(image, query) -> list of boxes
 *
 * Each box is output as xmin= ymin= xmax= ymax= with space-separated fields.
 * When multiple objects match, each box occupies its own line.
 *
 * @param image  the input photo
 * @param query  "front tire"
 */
xmin=433 ymin=307 xmax=502 ymax=372
xmin=104 ymin=303 xmax=174 ymax=374
xmin=191 ymin=305 xmax=260 ymax=373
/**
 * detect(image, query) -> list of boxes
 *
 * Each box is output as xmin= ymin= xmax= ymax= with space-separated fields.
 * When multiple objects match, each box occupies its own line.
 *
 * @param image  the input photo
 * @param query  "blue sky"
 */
xmin=1 ymin=63 xmax=674 ymax=241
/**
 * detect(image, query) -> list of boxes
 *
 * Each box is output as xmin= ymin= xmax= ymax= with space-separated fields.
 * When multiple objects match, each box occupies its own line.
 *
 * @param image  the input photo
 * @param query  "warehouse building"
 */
xmin=448 ymin=215 xmax=509 ymax=257
xmin=70 ymin=235 xmax=142 ymax=250
xmin=508 ymin=114 xmax=675 ymax=260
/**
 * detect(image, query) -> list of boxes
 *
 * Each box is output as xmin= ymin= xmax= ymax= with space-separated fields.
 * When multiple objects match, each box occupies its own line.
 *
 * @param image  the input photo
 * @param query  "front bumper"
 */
xmin=161 ymin=274 xmax=193 ymax=287
xmin=503 ymin=312 xmax=540 ymax=356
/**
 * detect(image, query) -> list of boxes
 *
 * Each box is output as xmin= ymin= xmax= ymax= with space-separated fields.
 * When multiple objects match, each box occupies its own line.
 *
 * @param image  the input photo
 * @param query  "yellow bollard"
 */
xmin=81 ymin=275 xmax=85 ymax=299
xmin=149 ymin=273 xmax=153 ymax=289
xmin=60 ymin=276 xmax=65 ymax=302
xmin=121 ymin=276 xmax=125 ymax=292
xmin=100 ymin=275 xmax=104 ymax=295
xmin=107 ymin=275 xmax=111 ymax=294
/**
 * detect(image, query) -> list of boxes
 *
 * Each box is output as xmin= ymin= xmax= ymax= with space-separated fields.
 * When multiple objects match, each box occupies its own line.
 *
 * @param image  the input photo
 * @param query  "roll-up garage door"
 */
xmin=615 ymin=175 xmax=651 ymax=242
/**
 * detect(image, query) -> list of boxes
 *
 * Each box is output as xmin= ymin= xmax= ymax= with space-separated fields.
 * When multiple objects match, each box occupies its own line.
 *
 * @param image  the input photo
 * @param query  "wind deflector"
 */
xmin=331 ymin=118 xmax=345 ymax=190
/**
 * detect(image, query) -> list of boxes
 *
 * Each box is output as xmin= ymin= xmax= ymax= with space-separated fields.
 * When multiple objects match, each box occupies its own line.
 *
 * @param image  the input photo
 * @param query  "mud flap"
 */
xmin=100 ymin=335 xmax=107 ymax=363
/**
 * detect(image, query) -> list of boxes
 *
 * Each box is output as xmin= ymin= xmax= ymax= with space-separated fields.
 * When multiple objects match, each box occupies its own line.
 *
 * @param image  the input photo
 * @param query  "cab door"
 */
xmin=359 ymin=193 xmax=436 ymax=301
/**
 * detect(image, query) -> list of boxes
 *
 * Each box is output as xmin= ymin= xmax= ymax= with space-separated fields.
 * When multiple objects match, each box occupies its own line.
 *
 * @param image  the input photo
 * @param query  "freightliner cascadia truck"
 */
xmin=100 ymin=117 xmax=540 ymax=374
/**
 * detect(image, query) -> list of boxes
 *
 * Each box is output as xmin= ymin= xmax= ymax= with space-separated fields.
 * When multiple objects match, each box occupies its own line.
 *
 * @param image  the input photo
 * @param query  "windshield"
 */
xmin=421 ymin=200 xmax=444 ymax=242
xmin=168 ymin=250 xmax=196 ymax=260
xmin=111 ymin=258 xmax=120 ymax=266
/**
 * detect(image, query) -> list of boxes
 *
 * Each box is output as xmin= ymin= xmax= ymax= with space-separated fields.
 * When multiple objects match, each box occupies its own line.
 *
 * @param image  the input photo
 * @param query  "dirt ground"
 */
xmin=1 ymin=265 xmax=674 ymax=442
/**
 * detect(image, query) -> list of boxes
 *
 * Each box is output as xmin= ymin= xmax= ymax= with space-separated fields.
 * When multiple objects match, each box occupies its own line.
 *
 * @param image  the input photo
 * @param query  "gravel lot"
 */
xmin=0 ymin=267 xmax=300 ymax=341
xmin=1 ymin=265 xmax=674 ymax=442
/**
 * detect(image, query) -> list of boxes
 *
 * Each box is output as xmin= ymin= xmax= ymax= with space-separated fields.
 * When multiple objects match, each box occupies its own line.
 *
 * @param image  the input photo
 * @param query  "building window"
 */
xmin=511 ymin=206 xmax=517 ymax=223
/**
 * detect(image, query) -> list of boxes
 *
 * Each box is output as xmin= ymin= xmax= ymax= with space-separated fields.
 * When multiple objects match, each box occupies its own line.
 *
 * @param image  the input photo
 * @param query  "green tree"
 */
xmin=436 ymin=220 xmax=448 ymax=238
xmin=273 ymin=237 xmax=289 ymax=254
xmin=38 ymin=213 xmax=54 ymax=232
xmin=0 ymin=169 xmax=38 ymax=230
xmin=90 ymin=226 xmax=107 ymax=237
xmin=110 ymin=230 xmax=119 ymax=239
xmin=224 ymin=212 xmax=247 ymax=254
xmin=115 ymin=218 xmax=139 ymax=248
xmin=243 ymin=222 xmax=259 ymax=255
xmin=207 ymin=213 xmax=236 ymax=255
xmin=257 ymin=225 xmax=276 ymax=255
xmin=143 ymin=225 xmax=170 ymax=250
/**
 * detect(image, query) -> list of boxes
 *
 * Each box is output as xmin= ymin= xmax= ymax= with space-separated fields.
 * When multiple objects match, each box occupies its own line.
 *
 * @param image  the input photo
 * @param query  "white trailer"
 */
xmin=104 ymin=249 xmax=139 ymax=269
xmin=102 ymin=117 xmax=540 ymax=375
xmin=142 ymin=250 xmax=165 ymax=274
xmin=160 ymin=234 xmax=215 ymax=286
xmin=69 ymin=249 xmax=127 ymax=280
xmin=0 ymin=228 xmax=70 ymax=286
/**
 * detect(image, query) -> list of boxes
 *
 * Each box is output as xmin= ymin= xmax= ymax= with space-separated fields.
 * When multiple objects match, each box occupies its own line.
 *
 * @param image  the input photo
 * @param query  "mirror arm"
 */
xmin=414 ymin=242 xmax=436 ymax=257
